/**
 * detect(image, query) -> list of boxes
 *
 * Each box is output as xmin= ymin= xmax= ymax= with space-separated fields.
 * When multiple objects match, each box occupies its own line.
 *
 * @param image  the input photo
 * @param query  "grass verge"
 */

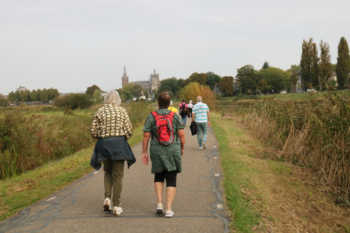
xmin=212 ymin=112 xmax=350 ymax=232
xmin=0 ymin=124 xmax=144 ymax=222
xmin=211 ymin=112 xmax=261 ymax=232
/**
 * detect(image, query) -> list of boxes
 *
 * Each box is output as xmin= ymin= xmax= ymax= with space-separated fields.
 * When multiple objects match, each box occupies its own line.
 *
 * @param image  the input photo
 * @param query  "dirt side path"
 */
xmin=0 ymin=126 xmax=230 ymax=233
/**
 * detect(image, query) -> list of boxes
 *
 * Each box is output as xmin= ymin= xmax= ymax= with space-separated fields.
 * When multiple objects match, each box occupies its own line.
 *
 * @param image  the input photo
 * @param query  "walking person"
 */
xmin=179 ymin=99 xmax=188 ymax=127
xmin=187 ymin=100 xmax=193 ymax=118
xmin=90 ymin=90 xmax=136 ymax=215
xmin=168 ymin=100 xmax=179 ymax=115
xmin=142 ymin=92 xmax=186 ymax=218
xmin=191 ymin=96 xmax=210 ymax=149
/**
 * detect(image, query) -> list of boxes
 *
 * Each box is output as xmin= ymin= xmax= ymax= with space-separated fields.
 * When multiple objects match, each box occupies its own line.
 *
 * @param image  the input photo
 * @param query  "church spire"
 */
xmin=122 ymin=66 xmax=129 ymax=88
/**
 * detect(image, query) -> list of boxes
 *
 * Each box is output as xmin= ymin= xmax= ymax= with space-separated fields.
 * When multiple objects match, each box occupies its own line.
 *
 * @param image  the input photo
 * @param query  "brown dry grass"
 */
xmin=218 ymin=115 xmax=350 ymax=232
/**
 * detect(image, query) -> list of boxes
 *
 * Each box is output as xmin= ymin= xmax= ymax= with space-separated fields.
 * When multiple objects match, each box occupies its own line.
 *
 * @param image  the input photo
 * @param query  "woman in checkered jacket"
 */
xmin=90 ymin=90 xmax=136 ymax=216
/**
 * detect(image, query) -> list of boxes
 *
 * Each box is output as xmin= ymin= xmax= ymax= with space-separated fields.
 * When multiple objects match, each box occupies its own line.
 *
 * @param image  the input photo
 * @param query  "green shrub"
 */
xmin=54 ymin=93 xmax=93 ymax=109
xmin=0 ymin=97 xmax=9 ymax=107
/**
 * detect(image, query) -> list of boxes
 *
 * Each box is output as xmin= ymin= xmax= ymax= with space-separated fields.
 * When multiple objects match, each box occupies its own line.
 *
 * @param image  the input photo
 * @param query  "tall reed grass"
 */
xmin=0 ymin=102 xmax=151 ymax=180
xmin=239 ymin=91 xmax=350 ymax=199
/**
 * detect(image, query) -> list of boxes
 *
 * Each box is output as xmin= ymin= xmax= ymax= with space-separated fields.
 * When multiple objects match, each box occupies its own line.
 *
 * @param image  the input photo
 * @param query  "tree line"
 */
xmin=8 ymin=88 xmax=60 ymax=103
xmin=298 ymin=37 xmax=350 ymax=90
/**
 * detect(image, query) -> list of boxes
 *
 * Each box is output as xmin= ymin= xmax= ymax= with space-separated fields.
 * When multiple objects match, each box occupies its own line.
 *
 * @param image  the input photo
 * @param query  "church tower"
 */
xmin=150 ymin=69 xmax=160 ymax=92
xmin=122 ymin=66 xmax=129 ymax=87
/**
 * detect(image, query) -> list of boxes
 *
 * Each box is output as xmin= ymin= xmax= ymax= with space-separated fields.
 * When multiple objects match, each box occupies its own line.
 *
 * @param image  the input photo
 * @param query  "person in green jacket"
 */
xmin=142 ymin=92 xmax=186 ymax=218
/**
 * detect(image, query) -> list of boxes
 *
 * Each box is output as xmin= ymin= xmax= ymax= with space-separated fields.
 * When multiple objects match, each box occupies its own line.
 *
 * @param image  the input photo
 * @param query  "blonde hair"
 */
xmin=104 ymin=90 xmax=121 ymax=105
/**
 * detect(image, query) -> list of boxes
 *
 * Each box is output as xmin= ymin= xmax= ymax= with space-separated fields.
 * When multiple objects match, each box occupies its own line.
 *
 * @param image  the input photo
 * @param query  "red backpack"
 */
xmin=151 ymin=111 xmax=175 ymax=146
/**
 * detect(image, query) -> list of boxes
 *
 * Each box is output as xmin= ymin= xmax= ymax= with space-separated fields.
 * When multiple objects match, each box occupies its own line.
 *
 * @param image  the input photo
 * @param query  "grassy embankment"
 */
xmin=212 ymin=112 xmax=350 ymax=232
xmin=0 ymin=103 xmax=150 ymax=221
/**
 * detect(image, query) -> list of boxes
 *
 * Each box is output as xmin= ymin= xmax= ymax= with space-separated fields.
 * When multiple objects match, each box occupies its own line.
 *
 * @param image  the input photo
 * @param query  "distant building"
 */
xmin=291 ymin=72 xmax=345 ymax=93
xmin=17 ymin=86 xmax=28 ymax=92
xmin=0 ymin=94 xmax=4 ymax=98
xmin=291 ymin=73 xmax=305 ymax=93
xmin=213 ymin=83 xmax=220 ymax=94
xmin=131 ymin=69 xmax=160 ymax=97
xmin=122 ymin=66 xmax=129 ymax=87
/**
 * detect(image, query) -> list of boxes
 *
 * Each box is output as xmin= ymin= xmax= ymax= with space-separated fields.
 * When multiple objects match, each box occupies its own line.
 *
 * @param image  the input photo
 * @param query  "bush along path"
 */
xmin=211 ymin=112 xmax=350 ymax=232
xmin=0 ymin=123 xmax=230 ymax=233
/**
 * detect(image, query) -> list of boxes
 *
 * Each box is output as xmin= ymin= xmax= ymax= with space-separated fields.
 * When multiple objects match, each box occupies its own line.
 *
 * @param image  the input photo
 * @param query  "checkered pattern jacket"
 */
xmin=90 ymin=104 xmax=133 ymax=139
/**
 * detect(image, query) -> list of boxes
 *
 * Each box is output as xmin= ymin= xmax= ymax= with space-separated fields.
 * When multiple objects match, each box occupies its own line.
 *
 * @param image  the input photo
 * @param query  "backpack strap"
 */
xmin=151 ymin=111 xmax=158 ymax=139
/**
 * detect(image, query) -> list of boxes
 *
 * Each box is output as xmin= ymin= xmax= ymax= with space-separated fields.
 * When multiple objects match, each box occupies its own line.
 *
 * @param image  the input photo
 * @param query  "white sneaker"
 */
xmin=202 ymin=142 xmax=206 ymax=149
xmin=113 ymin=206 xmax=123 ymax=215
xmin=198 ymin=146 xmax=203 ymax=150
xmin=103 ymin=198 xmax=111 ymax=211
xmin=157 ymin=203 xmax=164 ymax=214
xmin=165 ymin=209 xmax=174 ymax=218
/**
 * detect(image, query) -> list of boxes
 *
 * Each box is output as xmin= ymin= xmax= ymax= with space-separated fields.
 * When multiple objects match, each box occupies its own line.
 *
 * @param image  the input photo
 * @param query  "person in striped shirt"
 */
xmin=191 ymin=96 xmax=210 ymax=149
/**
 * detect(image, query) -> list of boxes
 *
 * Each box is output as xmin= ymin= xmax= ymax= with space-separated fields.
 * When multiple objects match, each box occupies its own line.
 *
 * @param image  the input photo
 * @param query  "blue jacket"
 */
xmin=90 ymin=136 xmax=136 ymax=170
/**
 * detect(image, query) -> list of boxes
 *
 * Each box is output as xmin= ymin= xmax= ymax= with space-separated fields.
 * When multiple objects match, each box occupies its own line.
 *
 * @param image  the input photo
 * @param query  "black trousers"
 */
xmin=154 ymin=170 xmax=178 ymax=187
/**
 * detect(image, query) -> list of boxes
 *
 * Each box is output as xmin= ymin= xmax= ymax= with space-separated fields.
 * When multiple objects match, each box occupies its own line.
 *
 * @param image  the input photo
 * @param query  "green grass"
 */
xmin=0 ymin=124 xmax=144 ymax=222
xmin=211 ymin=112 xmax=261 ymax=232
xmin=260 ymin=90 xmax=350 ymax=101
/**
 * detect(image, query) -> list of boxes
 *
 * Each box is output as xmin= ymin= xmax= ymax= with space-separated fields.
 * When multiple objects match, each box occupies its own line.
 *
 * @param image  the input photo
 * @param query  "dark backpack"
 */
xmin=180 ymin=104 xmax=188 ymax=115
xmin=151 ymin=111 xmax=175 ymax=146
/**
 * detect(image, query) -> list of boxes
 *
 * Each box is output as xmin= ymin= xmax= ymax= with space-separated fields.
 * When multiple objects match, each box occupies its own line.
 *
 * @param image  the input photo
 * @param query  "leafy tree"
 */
xmin=300 ymin=38 xmax=314 ymax=89
xmin=142 ymin=89 xmax=148 ymax=98
xmin=85 ymin=85 xmax=100 ymax=96
xmin=336 ymin=37 xmax=350 ymax=89
xmin=256 ymin=67 xmax=289 ymax=93
xmin=287 ymin=64 xmax=301 ymax=73
xmin=179 ymin=82 xmax=215 ymax=107
xmin=26 ymin=90 xmax=31 ymax=101
xmin=54 ymin=93 xmax=92 ymax=109
xmin=181 ymin=73 xmax=207 ymax=88
xmin=262 ymin=61 xmax=270 ymax=69
xmin=177 ymin=79 xmax=184 ymax=89
xmin=319 ymin=40 xmax=333 ymax=86
xmin=8 ymin=91 xmax=16 ymax=102
xmin=256 ymin=79 xmax=272 ymax=94
xmin=30 ymin=90 xmax=37 ymax=101
xmin=206 ymin=72 xmax=222 ymax=90
xmin=332 ymin=64 xmax=337 ymax=72
xmin=0 ymin=97 xmax=9 ymax=106
xmin=218 ymin=76 xmax=234 ymax=96
xmin=40 ymin=89 xmax=49 ymax=102
xmin=133 ymin=84 xmax=143 ymax=99
xmin=236 ymin=65 xmax=257 ymax=93
xmin=15 ymin=90 xmax=20 ymax=101
xmin=310 ymin=43 xmax=320 ymax=88
xmin=36 ymin=89 xmax=42 ymax=101
xmin=158 ymin=78 xmax=180 ymax=96
xmin=118 ymin=83 xmax=134 ymax=102
xmin=19 ymin=91 xmax=28 ymax=102
xmin=92 ymin=89 xmax=102 ymax=104
xmin=48 ymin=88 xmax=60 ymax=100
xmin=290 ymin=71 xmax=298 ymax=85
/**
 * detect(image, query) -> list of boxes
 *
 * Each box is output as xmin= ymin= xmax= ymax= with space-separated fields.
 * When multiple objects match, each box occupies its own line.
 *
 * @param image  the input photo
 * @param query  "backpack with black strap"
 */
xmin=180 ymin=104 xmax=188 ymax=116
xmin=151 ymin=111 xmax=175 ymax=146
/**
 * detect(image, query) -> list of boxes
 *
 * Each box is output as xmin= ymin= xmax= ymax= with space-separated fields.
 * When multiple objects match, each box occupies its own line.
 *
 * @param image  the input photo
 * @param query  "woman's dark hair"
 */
xmin=158 ymin=92 xmax=171 ymax=108
xmin=182 ymin=99 xmax=185 ymax=102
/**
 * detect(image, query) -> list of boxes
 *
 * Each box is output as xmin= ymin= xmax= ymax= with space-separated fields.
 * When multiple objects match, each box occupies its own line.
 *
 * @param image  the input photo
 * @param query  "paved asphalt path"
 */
xmin=0 ymin=125 xmax=230 ymax=233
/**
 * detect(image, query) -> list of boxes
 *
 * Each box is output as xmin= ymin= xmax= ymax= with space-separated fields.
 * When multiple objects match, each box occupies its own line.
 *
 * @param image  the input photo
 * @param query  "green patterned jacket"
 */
xmin=90 ymin=104 xmax=133 ymax=139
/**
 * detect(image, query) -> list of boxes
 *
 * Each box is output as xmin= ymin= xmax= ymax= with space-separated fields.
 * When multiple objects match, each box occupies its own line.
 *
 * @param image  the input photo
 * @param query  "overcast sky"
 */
xmin=1 ymin=0 xmax=350 ymax=94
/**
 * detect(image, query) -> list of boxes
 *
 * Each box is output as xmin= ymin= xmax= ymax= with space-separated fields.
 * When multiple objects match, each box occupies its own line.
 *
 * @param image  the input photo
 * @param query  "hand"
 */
xmin=208 ymin=121 xmax=211 ymax=127
xmin=142 ymin=153 xmax=149 ymax=165
xmin=181 ymin=149 xmax=184 ymax=156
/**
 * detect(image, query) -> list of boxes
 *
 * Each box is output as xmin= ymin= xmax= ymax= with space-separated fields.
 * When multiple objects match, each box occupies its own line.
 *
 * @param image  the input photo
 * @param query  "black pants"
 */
xmin=154 ymin=170 xmax=177 ymax=187
xmin=188 ymin=108 xmax=192 ymax=118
